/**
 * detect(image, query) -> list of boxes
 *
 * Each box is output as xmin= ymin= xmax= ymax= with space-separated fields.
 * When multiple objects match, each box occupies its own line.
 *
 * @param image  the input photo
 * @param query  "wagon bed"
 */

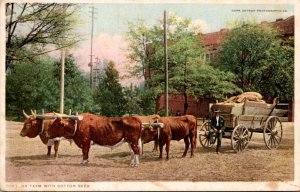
xmin=199 ymin=99 xmax=283 ymax=153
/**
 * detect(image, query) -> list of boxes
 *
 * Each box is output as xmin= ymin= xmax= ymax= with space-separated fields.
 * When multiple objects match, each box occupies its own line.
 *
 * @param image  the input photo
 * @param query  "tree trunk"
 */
xmin=183 ymin=86 xmax=188 ymax=115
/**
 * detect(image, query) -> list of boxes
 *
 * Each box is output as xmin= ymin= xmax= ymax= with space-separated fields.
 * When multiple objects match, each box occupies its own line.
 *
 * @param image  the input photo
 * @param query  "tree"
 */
xmin=6 ymin=3 xmax=80 ymax=70
xmin=6 ymin=57 xmax=60 ymax=120
xmin=126 ymin=13 xmax=241 ymax=114
xmin=122 ymin=84 xmax=143 ymax=115
xmin=94 ymin=61 xmax=125 ymax=116
xmin=53 ymin=54 xmax=95 ymax=113
xmin=218 ymin=21 xmax=294 ymax=101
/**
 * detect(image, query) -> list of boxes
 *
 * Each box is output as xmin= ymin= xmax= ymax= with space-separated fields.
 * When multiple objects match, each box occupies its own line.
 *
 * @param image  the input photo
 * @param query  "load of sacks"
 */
xmin=223 ymin=92 xmax=265 ymax=104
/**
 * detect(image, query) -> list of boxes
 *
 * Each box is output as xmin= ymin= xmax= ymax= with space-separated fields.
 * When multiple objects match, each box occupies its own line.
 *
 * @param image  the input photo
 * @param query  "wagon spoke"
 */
xmin=273 ymin=136 xmax=280 ymax=146
xmin=272 ymin=137 xmax=277 ymax=148
xmin=239 ymin=141 xmax=242 ymax=152
xmin=274 ymin=134 xmax=282 ymax=142
xmin=241 ymin=141 xmax=245 ymax=150
xmin=267 ymin=136 xmax=272 ymax=146
xmin=272 ymin=137 xmax=278 ymax=148
xmin=203 ymin=139 xmax=208 ymax=146
xmin=199 ymin=122 xmax=215 ymax=149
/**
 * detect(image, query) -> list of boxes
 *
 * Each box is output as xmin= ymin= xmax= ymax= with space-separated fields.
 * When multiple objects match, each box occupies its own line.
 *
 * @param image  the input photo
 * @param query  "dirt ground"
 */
xmin=5 ymin=120 xmax=294 ymax=183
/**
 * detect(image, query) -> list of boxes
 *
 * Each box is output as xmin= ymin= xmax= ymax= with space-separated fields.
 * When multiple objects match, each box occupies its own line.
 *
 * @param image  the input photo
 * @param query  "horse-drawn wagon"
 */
xmin=198 ymin=95 xmax=283 ymax=153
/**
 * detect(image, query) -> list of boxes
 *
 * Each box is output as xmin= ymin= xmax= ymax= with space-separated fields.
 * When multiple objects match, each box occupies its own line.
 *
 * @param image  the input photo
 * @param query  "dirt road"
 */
xmin=5 ymin=121 xmax=294 ymax=183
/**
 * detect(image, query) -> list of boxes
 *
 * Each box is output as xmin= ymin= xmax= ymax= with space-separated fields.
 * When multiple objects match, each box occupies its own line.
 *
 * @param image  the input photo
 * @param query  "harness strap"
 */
xmin=157 ymin=127 xmax=160 ymax=142
xmin=73 ymin=120 xmax=78 ymax=136
xmin=39 ymin=119 xmax=44 ymax=135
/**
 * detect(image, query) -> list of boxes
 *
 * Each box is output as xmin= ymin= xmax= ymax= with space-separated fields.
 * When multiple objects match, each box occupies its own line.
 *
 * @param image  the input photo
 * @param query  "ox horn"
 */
xmin=31 ymin=109 xmax=37 ymax=119
xmin=23 ymin=110 xmax=30 ymax=119
xmin=54 ymin=112 xmax=63 ymax=120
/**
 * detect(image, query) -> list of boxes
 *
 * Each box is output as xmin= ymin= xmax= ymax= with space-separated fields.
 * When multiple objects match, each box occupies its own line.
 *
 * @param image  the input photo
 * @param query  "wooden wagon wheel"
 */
xmin=199 ymin=121 xmax=215 ymax=148
xmin=231 ymin=124 xmax=250 ymax=153
xmin=263 ymin=116 xmax=282 ymax=149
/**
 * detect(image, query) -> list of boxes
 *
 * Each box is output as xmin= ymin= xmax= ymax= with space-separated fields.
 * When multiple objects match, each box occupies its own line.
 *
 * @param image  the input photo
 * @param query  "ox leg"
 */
xmin=182 ymin=137 xmax=190 ymax=158
xmin=47 ymin=146 xmax=51 ymax=157
xmin=46 ymin=139 xmax=55 ymax=157
xmin=152 ymin=140 xmax=158 ymax=152
xmin=129 ymin=143 xmax=140 ymax=167
xmin=158 ymin=141 xmax=164 ymax=159
xmin=138 ymin=138 xmax=143 ymax=157
xmin=165 ymin=139 xmax=171 ymax=160
xmin=128 ymin=143 xmax=135 ymax=166
xmin=54 ymin=140 xmax=60 ymax=159
xmin=189 ymin=133 xmax=196 ymax=158
xmin=81 ymin=141 xmax=90 ymax=165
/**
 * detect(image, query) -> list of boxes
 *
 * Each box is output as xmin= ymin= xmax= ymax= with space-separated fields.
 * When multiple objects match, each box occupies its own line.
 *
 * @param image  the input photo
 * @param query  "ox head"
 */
xmin=150 ymin=114 xmax=160 ymax=123
xmin=141 ymin=124 xmax=158 ymax=144
xmin=20 ymin=110 xmax=43 ymax=138
xmin=45 ymin=113 xmax=77 ymax=139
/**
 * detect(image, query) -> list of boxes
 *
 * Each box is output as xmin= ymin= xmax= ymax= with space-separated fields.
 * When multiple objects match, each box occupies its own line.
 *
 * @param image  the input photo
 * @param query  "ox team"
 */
xmin=21 ymin=110 xmax=220 ymax=167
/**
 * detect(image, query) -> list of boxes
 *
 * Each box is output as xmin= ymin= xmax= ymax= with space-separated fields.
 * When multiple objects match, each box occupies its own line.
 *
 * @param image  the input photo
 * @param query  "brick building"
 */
xmin=156 ymin=16 xmax=294 ymax=118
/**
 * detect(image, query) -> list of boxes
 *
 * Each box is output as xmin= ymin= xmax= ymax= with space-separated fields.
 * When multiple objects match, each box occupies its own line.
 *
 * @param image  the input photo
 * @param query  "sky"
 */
xmin=69 ymin=3 xmax=294 ymax=86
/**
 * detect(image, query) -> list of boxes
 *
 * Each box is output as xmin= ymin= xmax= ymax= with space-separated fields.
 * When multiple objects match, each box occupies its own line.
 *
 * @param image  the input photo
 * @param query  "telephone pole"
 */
xmin=60 ymin=5 xmax=67 ymax=114
xmin=164 ymin=10 xmax=169 ymax=116
xmin=89 ymin=6 xmax=97 ymax=91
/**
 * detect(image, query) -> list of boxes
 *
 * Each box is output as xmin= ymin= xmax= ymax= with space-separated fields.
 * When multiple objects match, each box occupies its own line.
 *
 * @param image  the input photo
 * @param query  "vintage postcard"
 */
xmin=1 ymin=0 xmax=299 ymax=191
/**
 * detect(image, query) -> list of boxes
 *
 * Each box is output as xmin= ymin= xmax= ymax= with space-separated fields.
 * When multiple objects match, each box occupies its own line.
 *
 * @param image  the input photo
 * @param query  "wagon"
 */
xmin=198 ymin=99 xmax=283 ymax=152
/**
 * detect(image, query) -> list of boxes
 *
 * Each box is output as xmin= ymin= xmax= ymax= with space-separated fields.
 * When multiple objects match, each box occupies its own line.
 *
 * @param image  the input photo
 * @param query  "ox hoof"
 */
xmin=81 ymin=160 xmax=89 ymax=165
xmin=130 ymin=163 xmax=138 ymax=167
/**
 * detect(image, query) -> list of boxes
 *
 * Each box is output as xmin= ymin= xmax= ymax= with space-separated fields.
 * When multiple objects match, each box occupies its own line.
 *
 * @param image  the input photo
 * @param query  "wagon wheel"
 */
xmin=263 ymin=116 xmax=282 ymax=149
xmin=199 ymin=121 xmax=215 ymax=148
xmin=231 ymin=124 xmax=250 ymax=153
xmin=249 ymin=131 xmax=254 ymax=141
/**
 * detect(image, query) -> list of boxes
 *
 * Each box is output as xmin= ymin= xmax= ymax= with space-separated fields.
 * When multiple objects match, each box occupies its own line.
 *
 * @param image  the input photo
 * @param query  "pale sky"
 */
xmin=69 ymin=3 xmax=294 ymax=86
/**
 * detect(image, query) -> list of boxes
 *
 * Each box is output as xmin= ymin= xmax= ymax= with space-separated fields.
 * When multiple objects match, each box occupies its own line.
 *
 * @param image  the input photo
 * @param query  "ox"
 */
xmin=45 ymin=113 xmax=142 ymax=166
xmin=20 ymin=110 xmax=61 ymax=158
xmin=135 ymin=114 xmax=160 ymax=152
xmin=142 ymin=115 xmax=197 ymax=160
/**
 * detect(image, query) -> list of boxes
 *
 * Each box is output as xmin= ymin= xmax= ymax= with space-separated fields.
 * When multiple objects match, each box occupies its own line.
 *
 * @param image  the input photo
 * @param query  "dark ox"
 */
xmin=20 ymin=111 xmax=61 ymax=158
xmin=46 ymin=113 xmax=142 ymax=166
xmin=142 ymin=115 xmax=197 ymax=160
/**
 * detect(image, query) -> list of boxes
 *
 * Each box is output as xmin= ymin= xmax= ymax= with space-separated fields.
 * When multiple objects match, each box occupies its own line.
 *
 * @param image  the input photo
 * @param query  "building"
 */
xmin=156 ymin=16 xmax=294 ymax=118
xmin=201 ymin=16 xmax=294 ymax=63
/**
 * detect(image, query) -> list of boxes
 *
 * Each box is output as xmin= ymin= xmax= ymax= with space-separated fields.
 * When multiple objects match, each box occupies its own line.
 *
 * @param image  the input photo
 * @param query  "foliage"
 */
xmin=6 ymin=57 xmax=60 ymax=120
xmin=6 ymin=3 xmax=81 ymax=70
xmin=122 ymin=84 xmax=143 ymax=115
xmin=53 ymin=54 xmax=95 ymax=113
xmin=94 ymin=61 xmax=125 ymax=116
xmin=218 ymin=21 xmax=294 ymax=101
xmin=6 ymin=54 xmax=95 ymax=120
xmin=125 ymin=13 xmax=241 ymax=114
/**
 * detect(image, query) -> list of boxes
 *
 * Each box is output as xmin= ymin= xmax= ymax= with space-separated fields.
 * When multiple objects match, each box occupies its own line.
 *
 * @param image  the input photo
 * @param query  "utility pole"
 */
xmin=89 ymin=6 xmax=97 ymax=92
xmin=60 ymin=5 xmax=66 ymax=114
xmin=164 ymin=10 xmax=169 ymax=116
xmin=60 ymin=48 xmax=65 ymax=114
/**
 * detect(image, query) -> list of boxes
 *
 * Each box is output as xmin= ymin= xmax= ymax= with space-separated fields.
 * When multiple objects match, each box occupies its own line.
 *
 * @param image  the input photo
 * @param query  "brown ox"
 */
xmin=46 ymin=113 xmax=142 ymax=166
xmin=135 ymin=114 xmax=160 ymax=152
xmin=20 ymin=111 xmax=61 ymax=158
xmin=142 ymin=115 xmax=197 ymax=160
